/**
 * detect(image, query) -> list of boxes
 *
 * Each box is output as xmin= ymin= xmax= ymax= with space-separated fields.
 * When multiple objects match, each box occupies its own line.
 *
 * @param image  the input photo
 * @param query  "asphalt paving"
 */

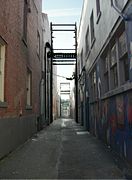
xmin=0 ymin=118 xmax=132 ymax=179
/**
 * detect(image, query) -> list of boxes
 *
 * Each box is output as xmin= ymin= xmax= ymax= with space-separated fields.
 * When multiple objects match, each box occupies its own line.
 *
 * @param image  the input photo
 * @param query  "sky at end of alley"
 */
xmin=42 ymin=0 xmax=83 ymax=24
xmin=42 ymin=0 xmax=83 ymax=96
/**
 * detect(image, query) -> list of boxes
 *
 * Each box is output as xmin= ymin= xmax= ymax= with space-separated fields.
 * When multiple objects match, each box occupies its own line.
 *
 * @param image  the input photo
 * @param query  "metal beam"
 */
xmin=51 ymin=23 xmax=77 ymax=120
xmin=60 ymin=93 xmax=70 ymax=95
xmin=50 ymin=22 xmax=53 ymax=124
xmin=53 ymin=52 xmax=76 ymax=59
xmin=53 ymin=63 xmax=75 ymax=65
xmin=75 ymin=23 xmax=78 ymax=123
xmin=60 ymin=91 xmax=70 ymax=93
xmin=52 ymin=29 xmax=75 ymax=32
xmin=53 ymin=49 xmax=75 ymax=51
xmin=52 ymin=24 xmax=76 ymax=26
xmin=53 ymin=60 xmax=76 ymax=62
xmin=60 ymin=82 xmax=70 ymax=85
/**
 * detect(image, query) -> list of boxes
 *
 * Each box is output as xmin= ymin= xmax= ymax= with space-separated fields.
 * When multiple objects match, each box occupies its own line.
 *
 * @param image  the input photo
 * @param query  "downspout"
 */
xmin=45 ymin=42 xmax=51 ymax=125
xmin=44 ymin=45 xmax=47 ymax=125
xmin=38 ymin=29 xmax=45 ymax=131
xmin=50 ymin=22 xmax=53 ymax=124
xmin=39 ymin=71 xmax=44 ymax=130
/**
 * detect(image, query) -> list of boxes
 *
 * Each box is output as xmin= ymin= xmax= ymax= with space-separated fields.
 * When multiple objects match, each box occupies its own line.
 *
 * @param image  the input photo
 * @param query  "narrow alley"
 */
xmin=0 ymin=119 xmax=132 ymax=179
xmin=0 ymin=1 xmax=132 ymax=179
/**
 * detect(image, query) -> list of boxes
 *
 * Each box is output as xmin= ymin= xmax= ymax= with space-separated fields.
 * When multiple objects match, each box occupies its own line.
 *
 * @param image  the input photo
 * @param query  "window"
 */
xmin=96 ymin=0 xmax=101 ymax=17
xmin=110 ymin=44 xmax=117 ymax=67
xmin=101 ymin=22 xmax=129 ymax=95
xmin=90 ymin=11 xmax=95 ymax=44
xmin=110 ymin=44 xmax=118 ymax=89
xmin=118 ymin=31 xmax=129 ymax=84
xmin=104 ymin=53 xmax=109 ymax=92
xmin=0 ymin=42 xmax=5 ymax=102
xmin=37 ymin=31 xmax=40 ymax=57
xmin=118 ymin=31 xmax=127 ymax=58
xmin=85 ymin=26 xmax=89 ymax=57
xmin=23 ymin=0 xmax=28 ymax=42
xmin=90 ymin=69 xmax=97 ymax=100
xmin=26 ymin=69 xmax=32 ymax=106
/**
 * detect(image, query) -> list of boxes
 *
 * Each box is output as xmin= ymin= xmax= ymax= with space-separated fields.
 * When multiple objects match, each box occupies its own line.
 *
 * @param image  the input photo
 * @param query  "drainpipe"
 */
xmin=50 ymin=22 xmax=53 ymax=124
xmin=38 ymin=29 xmax=45 ymax=131
xmin=45 ymin=42 xmax=51 ymax=125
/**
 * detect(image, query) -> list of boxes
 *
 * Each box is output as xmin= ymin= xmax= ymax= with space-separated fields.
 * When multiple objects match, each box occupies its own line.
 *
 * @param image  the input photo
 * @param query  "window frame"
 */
xmin=90 ymin=10 xmax=95 ymax=47
xmin=90 ymin=68 xmax=97 ymax=101
xmin=101 ymin=21 xmax=129 ymax=96
xmin=118 ymin=30 xmax=129 ymax=84
xmin=103 ymin=53 xmax=110 ymax=93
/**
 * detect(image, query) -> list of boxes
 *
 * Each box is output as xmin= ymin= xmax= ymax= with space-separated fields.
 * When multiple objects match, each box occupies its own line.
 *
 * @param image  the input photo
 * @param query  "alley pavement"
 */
xmin=0 ymin=119 xmax=132 ymax=179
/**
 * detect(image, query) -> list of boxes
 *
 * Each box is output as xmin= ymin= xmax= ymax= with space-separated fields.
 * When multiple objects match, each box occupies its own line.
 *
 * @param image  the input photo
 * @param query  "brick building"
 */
xmin=0 ymin=0 xmax=45 ymax=159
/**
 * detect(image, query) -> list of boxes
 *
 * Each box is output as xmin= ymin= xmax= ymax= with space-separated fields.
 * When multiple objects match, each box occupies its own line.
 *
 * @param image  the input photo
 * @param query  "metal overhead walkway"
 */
xmin=49 ymin=23 xmax=78 ymax=123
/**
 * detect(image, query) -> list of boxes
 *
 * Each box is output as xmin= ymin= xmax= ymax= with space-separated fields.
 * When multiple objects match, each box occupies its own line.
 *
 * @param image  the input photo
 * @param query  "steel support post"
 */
xmin=50 ymin=22 xmax=53 ymax=123
xmin=75 ymin=23 xmax=78 ymax=123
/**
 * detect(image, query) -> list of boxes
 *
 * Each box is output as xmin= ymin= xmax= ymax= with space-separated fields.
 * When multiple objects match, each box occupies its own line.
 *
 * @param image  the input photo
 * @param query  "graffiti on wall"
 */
xmin=101 ymin=100 xmax=108 ymax=126
xmin=108 ymin=98 xmax=117 ymax=134
xmin=129 ymin=41 xmax=132 ymax=77
xmin=127 ymin=93 xmax=132 ymax=128
xmin=116 ymin=95 xmax=125 ymax=129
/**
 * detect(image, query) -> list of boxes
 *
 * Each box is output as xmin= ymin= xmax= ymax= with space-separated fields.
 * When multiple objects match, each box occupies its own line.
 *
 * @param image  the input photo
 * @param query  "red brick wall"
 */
xmin=0 ymin=0 xmax=42 ymax=118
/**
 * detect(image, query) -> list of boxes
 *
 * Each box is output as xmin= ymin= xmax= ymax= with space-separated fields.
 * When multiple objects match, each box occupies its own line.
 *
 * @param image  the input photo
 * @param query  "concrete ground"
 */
xmin=0 ymin=118 xmax=132 ymax=179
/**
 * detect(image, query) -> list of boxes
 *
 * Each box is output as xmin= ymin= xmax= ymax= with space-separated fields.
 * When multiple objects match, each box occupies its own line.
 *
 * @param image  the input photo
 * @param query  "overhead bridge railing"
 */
xmin=52 ymin=52 xmax=76 ymax=65
xmin=52 ymin=24 xmax=76 ymax=31
xmin=53 ymin=53 xmax=76 ymax=59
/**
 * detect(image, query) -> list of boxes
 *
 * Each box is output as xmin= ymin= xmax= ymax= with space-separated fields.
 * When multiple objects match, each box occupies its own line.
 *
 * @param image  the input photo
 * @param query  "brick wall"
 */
xmin=0 ymin=0 xmax=44 ymax=159
xmin=0 ymin=0 xmax=43 ymax=118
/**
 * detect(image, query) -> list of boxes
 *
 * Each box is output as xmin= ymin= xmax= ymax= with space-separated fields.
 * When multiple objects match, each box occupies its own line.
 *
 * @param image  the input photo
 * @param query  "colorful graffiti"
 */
xmin=89 ymin=91 xmax=132 ymax=165
xmin=108 ymin=98 xmax=117 ymax=134
xmin=116 ymin=95 xmax=125 ymax=129
xmin=127 ymin=93 xmax=132 ymax=127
